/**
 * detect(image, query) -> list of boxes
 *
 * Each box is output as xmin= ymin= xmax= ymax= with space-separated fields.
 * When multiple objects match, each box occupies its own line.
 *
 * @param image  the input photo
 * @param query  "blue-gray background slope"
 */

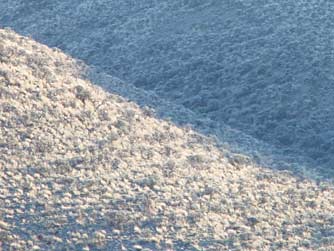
xmin=1 ymin=0 xmax=334 ymax=173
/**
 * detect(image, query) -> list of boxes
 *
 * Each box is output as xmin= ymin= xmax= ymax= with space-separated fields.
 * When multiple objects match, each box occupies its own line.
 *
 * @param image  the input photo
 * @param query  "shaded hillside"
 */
xmin=1 ymin=29 xmax=334 ymax=251
xmin=1 ymin=0 xmax=334 ymax=169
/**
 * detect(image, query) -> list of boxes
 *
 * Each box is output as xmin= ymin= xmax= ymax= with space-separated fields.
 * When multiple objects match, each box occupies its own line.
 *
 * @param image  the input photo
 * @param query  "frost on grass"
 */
xmin=0 ymin=29 xmax=334 ymax=251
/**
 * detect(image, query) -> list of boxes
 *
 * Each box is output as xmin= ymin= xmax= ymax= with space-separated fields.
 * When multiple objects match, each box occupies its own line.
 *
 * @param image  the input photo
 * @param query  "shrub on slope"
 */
xmin=0 ymin=29 xmax=334 ymax=251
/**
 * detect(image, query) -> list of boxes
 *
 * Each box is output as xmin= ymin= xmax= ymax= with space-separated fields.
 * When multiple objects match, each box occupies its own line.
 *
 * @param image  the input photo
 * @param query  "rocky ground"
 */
xmin=1 ymin=0 xmax=334 ymax=170
xmin=1 ymin=29 xmax=334 ymax=251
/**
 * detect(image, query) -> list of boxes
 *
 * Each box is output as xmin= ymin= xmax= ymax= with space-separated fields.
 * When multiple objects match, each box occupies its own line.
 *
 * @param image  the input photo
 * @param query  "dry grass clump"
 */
xmin=1 ymin=28 xmax=334 ymax=250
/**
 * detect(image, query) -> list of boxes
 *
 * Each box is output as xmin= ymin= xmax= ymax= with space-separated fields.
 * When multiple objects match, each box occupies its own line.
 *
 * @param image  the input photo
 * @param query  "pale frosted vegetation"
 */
xmin=1 ymin=29 xmax=334 ymax=251
xmin=1 ymin=0 xmax=334 ymax=171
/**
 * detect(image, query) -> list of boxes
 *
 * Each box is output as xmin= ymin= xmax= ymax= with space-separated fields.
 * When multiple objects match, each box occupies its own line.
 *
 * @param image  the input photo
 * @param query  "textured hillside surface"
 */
xmin=1 ymin=29 xmax=334 ymax=251
xmin=88 ymin=67 xmax=325 ymax=180
xmin=1 ymin=0 xmax=334 ymax=170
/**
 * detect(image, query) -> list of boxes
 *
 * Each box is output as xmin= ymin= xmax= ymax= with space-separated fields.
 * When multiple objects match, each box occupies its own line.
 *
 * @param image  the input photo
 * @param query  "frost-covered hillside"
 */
xmin=1 ymin=0 xmax=334 ymax=171
xmin=1 ymin=28 xmax=334 ymax=251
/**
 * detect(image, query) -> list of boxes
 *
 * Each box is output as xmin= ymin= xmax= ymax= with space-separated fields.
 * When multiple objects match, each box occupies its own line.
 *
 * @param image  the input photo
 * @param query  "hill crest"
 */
xmin=1 ymin=29 xmax=334 ymax=251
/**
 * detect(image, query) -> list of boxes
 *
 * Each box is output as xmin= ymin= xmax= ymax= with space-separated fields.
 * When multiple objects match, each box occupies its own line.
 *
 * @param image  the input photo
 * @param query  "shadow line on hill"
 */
xmin=85 ymin=67 xmax=333 ymax=184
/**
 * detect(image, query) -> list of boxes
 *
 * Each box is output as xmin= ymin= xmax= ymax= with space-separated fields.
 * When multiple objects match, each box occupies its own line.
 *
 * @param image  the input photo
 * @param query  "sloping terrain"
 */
xmin=88 ymin=67 xmax=321 ymax=179
xmin=1 ymin=29 xmax=334 ymax=251
xmin=1 ymin=0 xmax=334 ymax=170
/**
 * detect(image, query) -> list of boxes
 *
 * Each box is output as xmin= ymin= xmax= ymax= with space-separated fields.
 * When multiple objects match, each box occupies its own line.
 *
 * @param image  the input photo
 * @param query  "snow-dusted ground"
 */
xmin=1 ymin=0 xmax=334 ymax=174
xmin=1 ymin=28 xmax=334 ymax=251
xmin=88 ymin=67 xmax=323 ymax=180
